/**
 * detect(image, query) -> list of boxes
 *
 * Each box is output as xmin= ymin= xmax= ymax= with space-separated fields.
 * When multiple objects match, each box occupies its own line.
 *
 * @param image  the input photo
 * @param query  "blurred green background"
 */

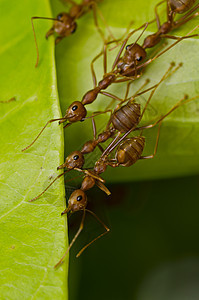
xmin=68 ymin=176 xmax=199 ymax=300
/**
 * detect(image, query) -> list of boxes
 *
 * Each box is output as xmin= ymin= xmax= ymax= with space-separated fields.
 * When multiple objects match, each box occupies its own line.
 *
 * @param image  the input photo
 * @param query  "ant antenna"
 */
xmin=29 ymin=169 xmax=71 ymax=202
xmin=76 ymin=209 xmax=110 ymax=257
xmin=54 ymin=209 xmax=86 ymax=268
xmin=31 ymin=17 xmax=63 ymax=67
xmin=54 ymin=208 xmax=110 ymax=268
xmin=21 ymin=117 xmax=66 ymax=152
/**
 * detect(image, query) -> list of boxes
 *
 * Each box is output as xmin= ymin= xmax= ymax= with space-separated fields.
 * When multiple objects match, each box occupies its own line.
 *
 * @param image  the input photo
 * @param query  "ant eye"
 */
xmin=57 ymin=13 xmax=63 ymax=20
xmin=77 ymin=195 xmax=82 ymax=201
xmin=126 ymin=45 xmax=130 ymax=50
xmin=72 ymin=105 xmax=78 ymax=111
xmin=136 ymin=56 xmax=142 ymax=61
xmin=73 ymin=155 xmax=79 ymax=160
xmin=71 ymin=25 xmax=77 ymax=34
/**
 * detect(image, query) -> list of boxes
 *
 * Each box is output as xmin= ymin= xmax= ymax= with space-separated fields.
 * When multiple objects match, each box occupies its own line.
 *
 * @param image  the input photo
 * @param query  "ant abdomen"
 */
xmin=111 ymin=101 xmax=141 ymax=133
xmin=169 ymin=0 xmax=195 ymax=14
xmin=116 ymin=137 xmax=145 ymax=167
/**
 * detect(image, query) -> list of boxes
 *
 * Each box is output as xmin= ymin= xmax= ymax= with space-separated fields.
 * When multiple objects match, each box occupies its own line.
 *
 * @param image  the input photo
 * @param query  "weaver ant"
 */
xmin=32 ymin=0 xmax=114 ymax=67
xmin=21 ymin=21 xmax=199 ymax=153
xmin=28 ymin=62 xmax=179 ymax=202
xmin=26 ymin=63 xmax=199 ymax=267
xmin=54 ymin=88 xmax=199 ymax=268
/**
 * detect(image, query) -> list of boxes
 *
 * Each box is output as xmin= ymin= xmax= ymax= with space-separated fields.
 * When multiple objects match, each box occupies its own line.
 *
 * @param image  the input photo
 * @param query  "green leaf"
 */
xmin=0 ymin=0 xmax=68 ymax=299
xmin=1 ymin=0 xmax=199 ymax=298
xmin=51 ymin=0 xmax=199 ymax=181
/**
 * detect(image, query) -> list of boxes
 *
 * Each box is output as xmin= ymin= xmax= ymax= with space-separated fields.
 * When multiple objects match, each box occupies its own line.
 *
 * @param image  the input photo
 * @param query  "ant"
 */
xmin=32 ymin=0 xmax=114 ymax=67
xmin=26 ymin=63 xmax=199 ymax=267
xmin=28 ymin=62 xmax=179 ymax=202
xmin=21 ymin=21 xmax=199 ymax=153
xmin=108 ymin=0 xmax=199 ymax=77
xmin=54 ymin=90 xmax=199 ymax=268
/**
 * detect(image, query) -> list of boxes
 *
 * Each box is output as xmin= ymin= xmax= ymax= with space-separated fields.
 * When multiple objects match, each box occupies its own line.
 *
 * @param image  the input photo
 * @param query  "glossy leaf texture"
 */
xmin=51 ymin=0 xmax=199 ymax=182
xmin=0 ymin=0 xmax=68 ymax=299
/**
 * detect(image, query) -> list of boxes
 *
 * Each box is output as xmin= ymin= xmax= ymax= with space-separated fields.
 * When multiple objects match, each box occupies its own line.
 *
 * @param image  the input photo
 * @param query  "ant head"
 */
xmin=54 ymin=13 xmax=77 ymax=37
xmin=65 ymin=101 xmax=87 ymax=123
xmin=67 ymin=189 xmax=87 ymax=212
xmin=124 ymin=43 xmax=146 ymax=64
xmin=57 ymin=151 xmax=84 ymax=170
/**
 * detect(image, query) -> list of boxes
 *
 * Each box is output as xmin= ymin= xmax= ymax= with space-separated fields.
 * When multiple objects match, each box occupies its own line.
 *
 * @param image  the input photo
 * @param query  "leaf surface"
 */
xmin=0 ymin=0 xmax=68 ymax=299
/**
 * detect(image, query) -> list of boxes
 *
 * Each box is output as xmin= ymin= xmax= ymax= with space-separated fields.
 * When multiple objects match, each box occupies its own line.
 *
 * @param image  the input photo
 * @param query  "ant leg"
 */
xmin=31 ymin=17 xmax=61 ymax=67
xmin=95 ymin=181 xmax=111 ymax=195
xmin=174 ymin=3 xmax=199 ymax=25
xmin=55 ymin=36 xmax=64 ymax=44
xmin=154 ymin=0 xmax=167 ymax=29
xmin=91 ymin=1 xmax=116 ymax=42
xmin=136 ymin=94 xmax=199 ymax=132
xmin=118 ymin=79 xmax=151 ymax=108
xmin=140 ymin=62 xmax=181 ymax=120
xmin=163 ymin=21 xmax=199 ymax=40
xmin=124 ymin=81 xmax=134 ymax=100
xmin=91 ymin=115 xmax=97 ymax=140
xmin=135 ymin=25 xmax=199 ymax=72
xmin=100 ymin=131 xmax=121 ymax=158
xmin=97 ymin=144 xmax=105 ymax=153
xmin=90 ymin=40 xmax=116 ymax=87
xmin=91 ymin=2 xmax=106 ymax=43
xmin=140 ymin=121 xmax=162 ymax=159
xmin=46 ymin=27 xmax=54 ymax=39
xmin=100 ymin=91 xmax=123 ymax=102
xmin=29 ymin=170 xmax=70 ymax=202
xmin=173 ymin=12 xmax=199 ymax=29
xmin=63 ymin=122 xmax=72 ymax=129
xmin=114 ymin=76 xmax=137 ymax=83
xmin=106 ymin=160 xmax=120 ymax=168
xmin=103 ymin=42 xmax=108 ymax=75
xmin=21 ymin=117 xmax=66 ymax=152
xmin=91 ymin=50 xmax=104 ymax=87
xmin=76 ymin=209 xmax=110 ymax=257
xmin=112 ymin=79 xmax=150 ymax=111
xmin=90 ymin=110 xmax=112 ymax=139
xmin=0 ymin=97 xmax=16 ymax=103
xmin=54 ymin=209 xmax=86 ymax=268
xmin=83 ymin=109 xmax=112 ymax=121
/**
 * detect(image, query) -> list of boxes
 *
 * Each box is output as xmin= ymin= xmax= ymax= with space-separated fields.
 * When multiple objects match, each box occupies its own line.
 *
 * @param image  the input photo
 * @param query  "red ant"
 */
xmin=21 ymin=22 xmax=199 ymax=153
xmin=32 ymin=0 xmax=114 ymax=67
xmin=54 ymin=90 xmax=199 ymax=268
xmin=28 ymin=62 xmax=178 ymax=202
